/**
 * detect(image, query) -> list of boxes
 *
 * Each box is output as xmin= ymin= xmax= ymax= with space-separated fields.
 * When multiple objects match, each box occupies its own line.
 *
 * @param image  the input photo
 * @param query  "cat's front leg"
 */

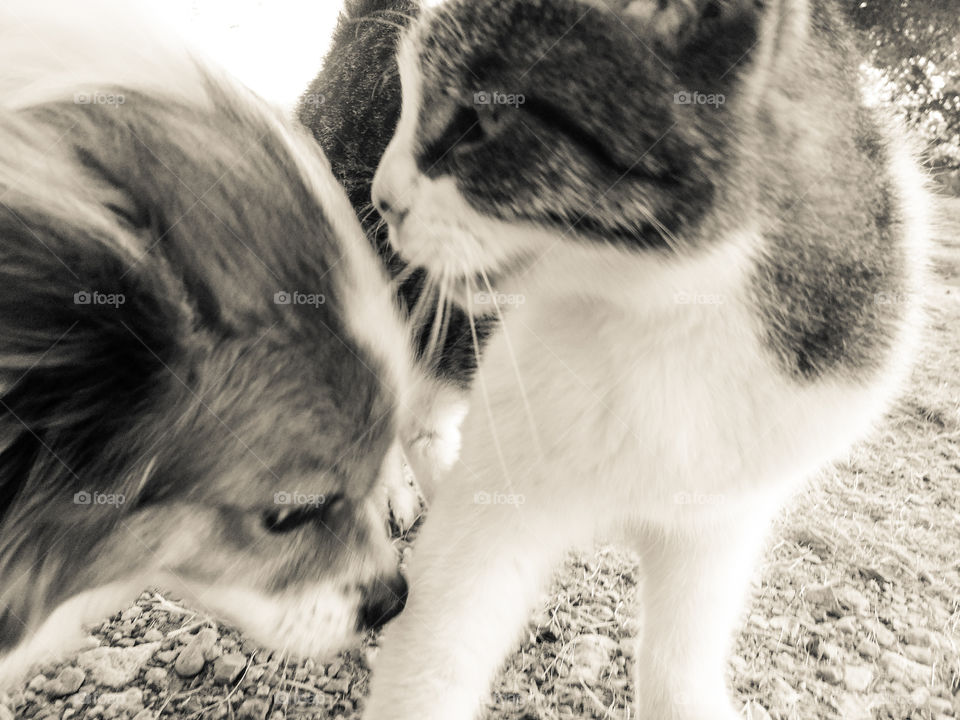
xmin=363 ymin=475 xmax=576 ymax=720
xmin=630 ymin=512 xmax=773 ymax=720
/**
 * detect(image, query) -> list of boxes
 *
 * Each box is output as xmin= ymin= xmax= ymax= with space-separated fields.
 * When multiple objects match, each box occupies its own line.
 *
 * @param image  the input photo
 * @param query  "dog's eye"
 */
xmin=261 ymin=495 xmax=345 ymax=534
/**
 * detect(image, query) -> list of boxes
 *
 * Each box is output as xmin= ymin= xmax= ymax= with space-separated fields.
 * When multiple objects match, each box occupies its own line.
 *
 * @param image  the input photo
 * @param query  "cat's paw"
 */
xmin=380 ymin=441 xmax=423 ymax=534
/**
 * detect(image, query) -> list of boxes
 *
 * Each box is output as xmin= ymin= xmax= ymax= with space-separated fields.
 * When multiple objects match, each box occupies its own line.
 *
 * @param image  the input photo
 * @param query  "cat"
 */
xmin=320 ymin=0 xmax=930 ymax=718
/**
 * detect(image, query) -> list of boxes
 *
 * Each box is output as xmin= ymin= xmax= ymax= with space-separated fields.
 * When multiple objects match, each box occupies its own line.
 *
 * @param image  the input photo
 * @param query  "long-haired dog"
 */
xmin=0 ymin=0 xmax=411 ymax=684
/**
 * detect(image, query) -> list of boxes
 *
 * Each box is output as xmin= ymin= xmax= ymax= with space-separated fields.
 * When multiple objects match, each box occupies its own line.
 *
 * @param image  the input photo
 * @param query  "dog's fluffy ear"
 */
xmin=0 ymin=109 xmax=189 ymax=648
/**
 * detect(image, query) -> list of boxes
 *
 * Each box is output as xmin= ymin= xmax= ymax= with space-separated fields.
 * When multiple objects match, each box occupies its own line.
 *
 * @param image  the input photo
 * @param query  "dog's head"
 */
xmin=0 ymin=1 xmax=412 ymax=677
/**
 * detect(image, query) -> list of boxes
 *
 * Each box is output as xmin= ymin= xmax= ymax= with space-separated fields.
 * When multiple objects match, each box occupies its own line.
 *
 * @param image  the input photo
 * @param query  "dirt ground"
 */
xmin=4 ymin=197 xmax=959 ymax=720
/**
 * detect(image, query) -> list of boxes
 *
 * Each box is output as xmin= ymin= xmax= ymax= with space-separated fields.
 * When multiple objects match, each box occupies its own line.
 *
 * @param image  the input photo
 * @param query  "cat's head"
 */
xmin=0 ymin=0 xmax=411 ymax=679
xmin=373 ymin=0 xmax=780 ymax=309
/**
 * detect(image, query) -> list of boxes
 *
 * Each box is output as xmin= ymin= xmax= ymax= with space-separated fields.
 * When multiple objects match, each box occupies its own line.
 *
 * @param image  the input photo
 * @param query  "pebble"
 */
xmin=98 ymin=687 xmax=143 ymax=719
xmin=844 ymin=664 xmax=874 ymax=692
xmin=838 ymin=586 xmax=871 ymax=615
xmin=28 ymin=675 xmax=47 ymax=692
xmin=836 ymin=695 xmax=872 ymax=720
xmin=834 ymin=616 xmax=858 ymax=634
xmin=120 ymin=606 xmax=142 ymax=623
xmin=155 ymin=650 xmax=178 ymax=664
xmin=212 ymin=653 xmax=247 ymax=684
xmin=144 ymin=667 xmax=169 ymax=690
xmin=174 ymin=643 xmax=206 ymax=678
xmin=142 ymin=629 xmax=163 ymax=643
xmin=804 ymin=583 xmax=838 ymax=608
xmin=324 ymin=677 xmax=351 ymax=695
xmin=236 ymin=698 xmax=270 ymax=720
xmin=910 ymin=686 xmax=930 ymax=706
xmin=817 ymin=666 xmax=843 ymax=685
xmin=65 ymin=692 xmax=87 ymax=709
xmin=857 ymin=638 xmax=881 ymax=660
xmin=903 ymin=627 xmax=931 ymax=646
xmin=903 ymin=644 xmax=934 ymax=665
xmin=131 ymin=711 xmax=155 ymax=720
xmin=928 ymin=696 xmax=953 ymax=714
xmin=77 ymin=643 xmax=161 ymax=688
xmin=863 ymin=619 xmax=896 ymax=648
xmin=570 ymin=634 xmax=618 ymax=685
xmin=44 ymin=667 xmax=85 ymax=697
xmin=880 ymin=651 xmax=932 ymax=685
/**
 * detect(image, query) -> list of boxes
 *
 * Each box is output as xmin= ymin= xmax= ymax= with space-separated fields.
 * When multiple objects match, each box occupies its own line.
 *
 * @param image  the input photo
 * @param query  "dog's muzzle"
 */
xmin=357 ymin=570 xmax=409 ymax=631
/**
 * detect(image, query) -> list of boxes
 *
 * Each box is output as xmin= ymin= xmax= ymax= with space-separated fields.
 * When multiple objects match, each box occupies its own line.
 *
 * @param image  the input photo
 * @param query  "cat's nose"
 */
xmin=372 ymin=175 xmax=409 ymax=225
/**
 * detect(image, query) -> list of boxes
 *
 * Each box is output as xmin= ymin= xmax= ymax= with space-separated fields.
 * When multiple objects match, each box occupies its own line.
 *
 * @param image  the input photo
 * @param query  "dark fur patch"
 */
xmin=748 ymin=0 xmax=908 ymax=380
xmin=297 ymin=0 xmax=492 ymax=387
xmin=412 ymin=0 xmax=761 ymax=249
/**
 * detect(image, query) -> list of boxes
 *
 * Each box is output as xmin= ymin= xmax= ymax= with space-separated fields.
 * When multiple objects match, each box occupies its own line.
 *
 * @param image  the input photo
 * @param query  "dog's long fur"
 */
xmin=0 ymin=0 xmax=412 ymax=683
xmin=338 ymin=0 xmax=932 ymax=718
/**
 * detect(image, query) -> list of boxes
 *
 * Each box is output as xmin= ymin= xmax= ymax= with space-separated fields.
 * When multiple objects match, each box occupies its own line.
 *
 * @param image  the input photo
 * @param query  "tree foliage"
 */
xmin=846 ymin=0 xmax=960 ymax=181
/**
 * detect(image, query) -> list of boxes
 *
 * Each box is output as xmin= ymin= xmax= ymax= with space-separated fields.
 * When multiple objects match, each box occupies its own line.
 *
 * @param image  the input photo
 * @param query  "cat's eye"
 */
xmin=261 ymin=494 xmax=345 ymax=534
xmin=420 ymin=104 xmax=488 ymax=169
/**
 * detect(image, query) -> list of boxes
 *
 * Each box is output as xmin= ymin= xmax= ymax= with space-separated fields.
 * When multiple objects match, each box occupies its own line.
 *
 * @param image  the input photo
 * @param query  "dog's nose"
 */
xmin=357 ymin=570 xmax=409 ymax=631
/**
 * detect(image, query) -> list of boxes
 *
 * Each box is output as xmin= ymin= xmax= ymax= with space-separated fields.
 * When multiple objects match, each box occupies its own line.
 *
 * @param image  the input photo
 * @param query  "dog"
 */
xmin=0 ymin=0 xmax=412 ymax=685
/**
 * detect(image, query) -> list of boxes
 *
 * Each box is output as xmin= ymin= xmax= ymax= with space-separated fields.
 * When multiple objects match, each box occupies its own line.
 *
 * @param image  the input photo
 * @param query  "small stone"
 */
xmin=28 ymin=674 xmax=47 ymax=692
xmin=768 ymin=615 xmax=801 ymax=639
xmin=120 ymin=606 xmax=143 ymax=622
xmin=880 ymin=651 xmax=931 ymax=685
xmin=144 ymin=667 xmax=168 ymax=690
xmin=844 ymin=665 xmax=873 ymax=692
xmin=817 ymin=666 xmax=843 ymax=685
xmin=44 ymin=667 xmax=85 ymax=697
xmin=864 ymin=619 xmax=896 ymax=648
xmin=155 ymin=650 xmax=178 ymax=664
xmin=326 ymin=660 xmax=343 ymax=678
xmin=909 ymin=686 xmax=930 ymax=706
xmin=804 ymin=583 xmax=838 ymax=607
xmin=570 ymin=633 xmax=618 ymax=685
xmin=213 ymin=653 xmax=246 ymax=684
xmin=174 ymin=644 xmax=205 ymax=678
xmin=834 ymin=616 xmax=858 ymax=634
xmin=132 ymin=711 xmax=155 ymax=720
xmin=77 ymin=643 xmax=161 ymax=689
xmin=857 ymin=638 xmax=881 ymax=660
xmin=324 ymin=677 xmax=351 ymax=695
xmin=98 ymin=687 xmax=143 ymax=719
xmin=836 ymin=695 xmax=872 ymax=720
xmin=142 ymin=629 xmax=163 ymax=643
xmin=66 ymin=692 xmax=87 ymax=709
xmin=928 ymin=697 xmax=953 ymax=714
xmin=838 ymin=586 xmax=871 ymax=615
xmin=903 ymin=644 xmax=933 ymax=665
xmin=116 ymin=637 xmax=136 ymax=648
xmin=236 ymin=698 xmax=269 ymax=720
xmin=903 ymin=627 xmax=931 ymax=646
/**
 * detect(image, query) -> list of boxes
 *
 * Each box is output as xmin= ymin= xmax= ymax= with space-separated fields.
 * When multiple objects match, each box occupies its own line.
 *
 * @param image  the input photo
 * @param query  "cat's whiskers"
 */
xmin=478 ymin=268 xmax=547 ymax=467
xmin=464 ymin=277 xmax=521 ymax=504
